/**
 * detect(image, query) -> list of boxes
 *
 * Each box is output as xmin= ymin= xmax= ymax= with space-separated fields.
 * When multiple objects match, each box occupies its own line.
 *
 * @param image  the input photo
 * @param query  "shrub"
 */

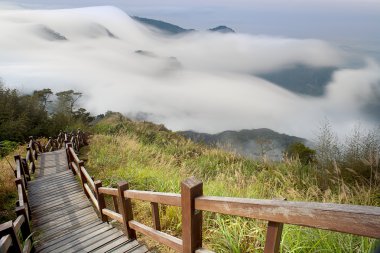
xmin=0 ymin=140 xmax=18 ymax=158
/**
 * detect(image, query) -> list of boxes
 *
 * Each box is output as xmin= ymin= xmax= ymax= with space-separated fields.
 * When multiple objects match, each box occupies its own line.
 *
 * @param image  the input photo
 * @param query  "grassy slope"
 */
xmin=82 ymin=115 xmax=379 ymax=252
xmin=0 ymin=145 xmax=27 ymax=223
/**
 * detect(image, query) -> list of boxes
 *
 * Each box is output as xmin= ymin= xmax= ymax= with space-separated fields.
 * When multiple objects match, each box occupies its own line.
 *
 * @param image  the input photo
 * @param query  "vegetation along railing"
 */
xmin=64 ymin=133 xmax=380 ymax=252
xmin=1 ymin=130 xmax=379 ymax=253
xmin=0 ymin=137 xmax=42 ymax=253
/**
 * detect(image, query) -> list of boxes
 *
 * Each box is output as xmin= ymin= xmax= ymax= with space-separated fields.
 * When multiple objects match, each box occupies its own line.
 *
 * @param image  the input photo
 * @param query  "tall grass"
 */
xmin=82 ymin=115 xmax=379 ymax=252
xmin=0 ymin=144 xmax=27 ymax=223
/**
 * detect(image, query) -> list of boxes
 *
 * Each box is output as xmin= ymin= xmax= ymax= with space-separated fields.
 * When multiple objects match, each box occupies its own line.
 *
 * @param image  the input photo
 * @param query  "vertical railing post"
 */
xmin=29 ymin=136 xmax=38 ymax=160
xmin=181 ymin=177 xmax=203 ymax=253
xmin=264 ymin=198 xmax=285 ymax=253
xmin=14 ymin=155 xmax=28 ymax=188
xmin=26 ymin=147 xmax=36 ymax=173
xmin=95 ymin=180 xmax=108 ymax=222
xmin=21 ymin=158 xmax=30 ymax=181
xmin=117 ymin=182 xmax=136 ymax=239
xmin=151 ymin=202 xmax=161 ymax=231
xmin=113 ymin=196 xmax=119 ymax=213
xmin=264 ymin=222 xmax=283 ymax=253
xmin=15 ymin=206 xmax=35 ymax=252
xmin=78 ymin=160 xmax=89 ymax=198
xmin=0 ymin=221 xmax=22 ymax=253
xmin=15 ymin=178 xmax=31 ymax=220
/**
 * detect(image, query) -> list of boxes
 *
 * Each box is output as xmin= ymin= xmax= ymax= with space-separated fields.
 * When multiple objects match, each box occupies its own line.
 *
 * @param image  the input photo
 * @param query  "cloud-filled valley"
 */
xmin=0 ymin=5 xmax=379 ymax=139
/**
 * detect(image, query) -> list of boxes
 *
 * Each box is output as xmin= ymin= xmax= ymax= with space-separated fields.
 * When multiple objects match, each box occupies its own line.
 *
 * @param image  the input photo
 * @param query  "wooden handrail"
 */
xmin=84 ymin=183 xmax=99 ymax=211
xmin=124 ymin=190 xmax=181 ymax=207
xmin=0 ymin=234 xmax=12 ymax=252
xmin=194 ymin=196 xmax=380 ymax=239
xmin=81 ymin=166 xmax=95 ymax=191
xmin=98 ymin=187 xmax=118 ymax=196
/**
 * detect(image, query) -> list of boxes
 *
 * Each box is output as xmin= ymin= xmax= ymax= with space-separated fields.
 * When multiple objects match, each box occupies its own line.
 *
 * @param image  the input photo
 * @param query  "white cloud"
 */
xmin=0 ymin=6 xmax=379 ymax=139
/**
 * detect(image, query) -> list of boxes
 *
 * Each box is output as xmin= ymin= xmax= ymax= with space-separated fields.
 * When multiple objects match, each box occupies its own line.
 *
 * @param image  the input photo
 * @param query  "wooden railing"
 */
xmin=0 ymin=137 xmax=41 ymax=253
xmin=1 ymin=132 xmax=379 ymax=252
xmin=64 ymin=138 xmax=380 ymax=253
xmin=45 ymin=129 xmax=87 ymax=152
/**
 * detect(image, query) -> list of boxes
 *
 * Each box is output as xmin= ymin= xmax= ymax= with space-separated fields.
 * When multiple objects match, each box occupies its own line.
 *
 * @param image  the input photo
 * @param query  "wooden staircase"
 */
xmin=29 ymin=149 xmax=148 ymax=252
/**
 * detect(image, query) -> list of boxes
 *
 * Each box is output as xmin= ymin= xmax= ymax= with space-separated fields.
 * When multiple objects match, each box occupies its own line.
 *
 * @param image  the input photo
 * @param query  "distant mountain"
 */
xmin=179 ymin=128 xmax=307 ymax=160
xmin=209 ymin=26 xmax=235 ymax=33
xmin=258 ymin=65 xmax=337 ymax=96
xmin=132 ymin=16 xmax=235 ymax=35
xmin=132 ymin=16 xmax=194 ymax=34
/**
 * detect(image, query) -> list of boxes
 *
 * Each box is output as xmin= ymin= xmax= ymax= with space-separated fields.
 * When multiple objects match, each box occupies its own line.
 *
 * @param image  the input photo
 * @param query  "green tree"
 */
xmin=55 ymin=90 xmax=82 ymax=114
xmin=33 ymin=88 xmax=53 ymax=111
xmin=286 ymin=142 xmax=316 ymax=165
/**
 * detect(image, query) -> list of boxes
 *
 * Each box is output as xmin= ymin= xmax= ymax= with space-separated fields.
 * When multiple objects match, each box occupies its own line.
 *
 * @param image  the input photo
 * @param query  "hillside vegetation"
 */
xmin=80 ymin=113 xmax=379 ymax=253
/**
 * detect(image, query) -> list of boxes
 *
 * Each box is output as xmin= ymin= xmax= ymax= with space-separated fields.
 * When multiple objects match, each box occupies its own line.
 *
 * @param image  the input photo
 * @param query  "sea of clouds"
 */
xmin=0 ymin=5 xmax=379 ymax=139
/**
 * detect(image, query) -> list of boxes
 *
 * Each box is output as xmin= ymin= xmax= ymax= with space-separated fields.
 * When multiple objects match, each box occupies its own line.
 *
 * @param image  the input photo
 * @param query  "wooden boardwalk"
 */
xmin=28 ymin=149 xmax=149 ymax=253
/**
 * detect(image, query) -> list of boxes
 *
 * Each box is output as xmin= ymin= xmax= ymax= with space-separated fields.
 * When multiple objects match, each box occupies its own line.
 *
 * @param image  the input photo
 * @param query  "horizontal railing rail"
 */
xmin=64 ymin=138 xmax=380 ymax=253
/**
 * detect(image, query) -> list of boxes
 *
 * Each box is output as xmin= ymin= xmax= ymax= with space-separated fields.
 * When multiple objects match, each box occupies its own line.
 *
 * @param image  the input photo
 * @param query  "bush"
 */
xmin=286 ymin=142 xmax=316 ymax=165
xmin=0 ymin=140 xmax=18 ymax=157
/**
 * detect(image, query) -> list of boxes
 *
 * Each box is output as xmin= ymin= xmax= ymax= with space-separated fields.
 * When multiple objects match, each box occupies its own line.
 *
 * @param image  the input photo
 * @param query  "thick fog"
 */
xmin=0 ymin=6 xmax=379 ymax=138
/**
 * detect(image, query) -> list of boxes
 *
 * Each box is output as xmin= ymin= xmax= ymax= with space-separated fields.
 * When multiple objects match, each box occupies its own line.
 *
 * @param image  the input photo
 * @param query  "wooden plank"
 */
xmin=91 ymin=237 xmax=135 ymax=253
xmin=32 ymin=205 xmax=93 ymax=225
xmin=36 ymin=213 xmax=99 ymax=241
xmin=31 ymin=195 xmax=89 ymax=213
xmin=129 ymin=245 xmax=150 ymax=253
xmin=32 ymin=198 xmax=90 ymax=218
xmin=36 ymin=220 xmax=100 ymax=246
xmin=194 ymin=196 xmax=380 ymax=239
xmin=129 ymin=221 xmax=182 ymax=252
xmin=30 ymin=189 xmax=83 ymax=205
xmin=40 ymin=224 xmax=114 ymax=252
xmin=30 ymin=190 xmax=87 ymax=206
xmin=102 ymin=208 xmax=123 ymax=223
xmin=51 ymin=228 xmax=121 ymax=253
xmin=34 ymin=208 xmax=95 ymax=230
xmin=29 ymin=173 xmax=73 ymax=184
xmin=29 ymin=179 xmax=79 ymax=191
xmin=36 ymin=221 xmax=104 ymax=251
xmin=181 ymin=177 xmax=203 ymax=253
xmin=29 ymin=190 xmax=84 ymax=206
xmin=80 ymin=231 xmax=124 ymax=252
xmin=110 ymin=241 xmax=142 ymax=253
xmin=29 ymin=181 xmax=79 ymax=193
xmin=124 ymin=190 xmax=181 ymax=207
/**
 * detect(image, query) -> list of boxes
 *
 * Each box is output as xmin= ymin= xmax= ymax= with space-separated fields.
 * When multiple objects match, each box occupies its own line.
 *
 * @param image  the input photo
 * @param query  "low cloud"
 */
xmin=0 ymin=6 xmax=379 ymax=138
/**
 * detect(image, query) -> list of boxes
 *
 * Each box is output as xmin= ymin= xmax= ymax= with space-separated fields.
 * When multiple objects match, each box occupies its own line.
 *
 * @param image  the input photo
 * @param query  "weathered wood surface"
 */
xmin=28 ymin=149 xmax=149 ymax=253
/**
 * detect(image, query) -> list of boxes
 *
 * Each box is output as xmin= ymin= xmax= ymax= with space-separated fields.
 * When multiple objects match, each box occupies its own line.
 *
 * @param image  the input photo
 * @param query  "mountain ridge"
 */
xmin=179 ymin=128 xmax=307 ymax=160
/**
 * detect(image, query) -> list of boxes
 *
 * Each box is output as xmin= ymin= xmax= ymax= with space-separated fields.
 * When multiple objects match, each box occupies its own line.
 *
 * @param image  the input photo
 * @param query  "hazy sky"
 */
xmin=2 ymin=0 xmax=380 ymax=41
